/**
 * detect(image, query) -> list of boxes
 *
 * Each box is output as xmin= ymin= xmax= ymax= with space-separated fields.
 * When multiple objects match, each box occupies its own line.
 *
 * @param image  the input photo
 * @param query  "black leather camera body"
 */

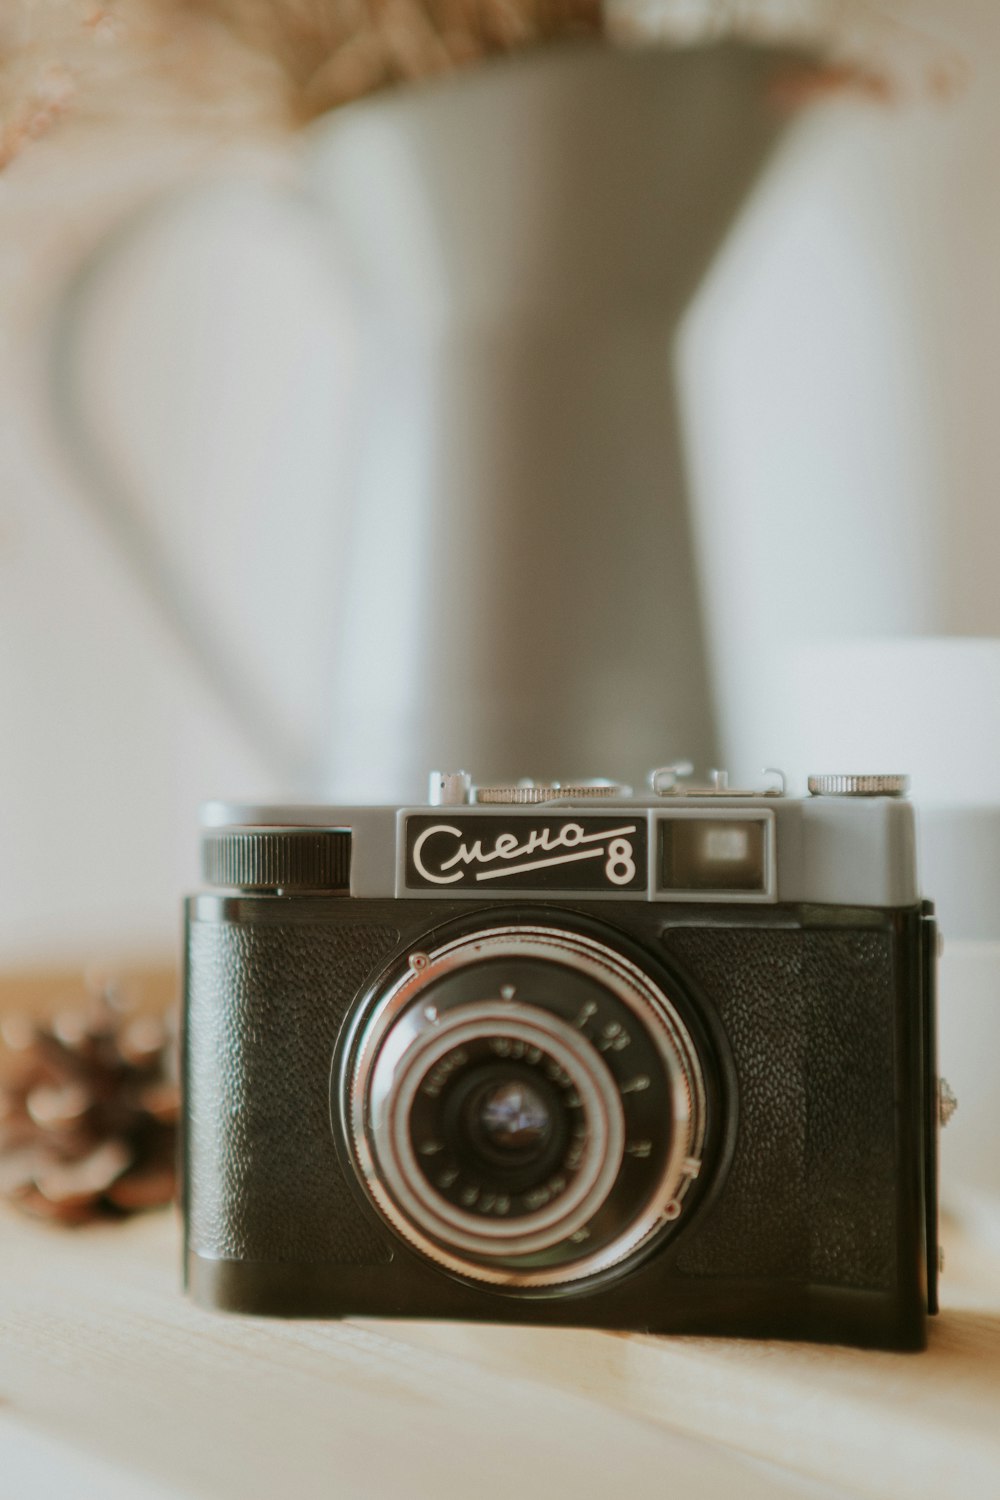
xmin=182 ymin=769 xmax=940 ymax=1350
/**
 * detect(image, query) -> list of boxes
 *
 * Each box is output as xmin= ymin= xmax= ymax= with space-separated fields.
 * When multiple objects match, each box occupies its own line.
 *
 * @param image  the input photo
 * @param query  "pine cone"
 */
xmin=0 ymin=984 xmax=179 ymax=1225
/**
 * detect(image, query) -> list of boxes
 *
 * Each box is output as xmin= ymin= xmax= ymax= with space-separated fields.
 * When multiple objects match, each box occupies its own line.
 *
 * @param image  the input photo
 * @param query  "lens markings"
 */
xmin=596 ymin=1021 xmax=631 ymax=1053
xmin=413 ymin=1037 xmax=589 ymax=1220
xmin=621 ymin=1075 xmax=650 ymax=1095
xmin=420 ymin=1047 xmax=469 ymax=1098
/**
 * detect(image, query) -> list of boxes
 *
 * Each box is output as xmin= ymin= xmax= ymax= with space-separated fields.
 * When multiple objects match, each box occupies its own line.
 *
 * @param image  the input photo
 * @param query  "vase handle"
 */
xmin=46 ymin=183 xmax=327 ymax=790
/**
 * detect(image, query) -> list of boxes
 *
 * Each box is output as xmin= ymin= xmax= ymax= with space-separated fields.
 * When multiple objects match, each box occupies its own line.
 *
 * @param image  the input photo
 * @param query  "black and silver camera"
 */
xmin=182 ymin=767 xmax=941 ymax=1349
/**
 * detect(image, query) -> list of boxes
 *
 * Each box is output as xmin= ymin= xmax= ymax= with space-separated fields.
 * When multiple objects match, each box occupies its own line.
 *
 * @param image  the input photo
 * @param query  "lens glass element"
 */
xmin=409 ymin=1043 xmax=582 ymax=1220
xmin=475 ymin=1078 xmax=551 ymax=1151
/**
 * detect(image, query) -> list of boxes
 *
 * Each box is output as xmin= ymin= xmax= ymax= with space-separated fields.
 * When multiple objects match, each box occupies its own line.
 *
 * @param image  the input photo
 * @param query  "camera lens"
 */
xmin=471 ymin=1077 xmax=551 ymax=1154
xmin=344 ymin=923 xmax=707 ymax=1290
xmin=362 ymin=998 xmax=626 ymax=1259
xmin=448 ymin=1065 xmax=562 ymax=1181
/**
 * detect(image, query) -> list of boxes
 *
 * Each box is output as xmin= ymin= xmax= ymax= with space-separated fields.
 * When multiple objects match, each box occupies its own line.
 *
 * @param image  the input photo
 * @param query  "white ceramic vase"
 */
xmin=50 ymin=42 xmax=802 ymax=804
xmin=304 ymin=43 xmax=800 ymax=800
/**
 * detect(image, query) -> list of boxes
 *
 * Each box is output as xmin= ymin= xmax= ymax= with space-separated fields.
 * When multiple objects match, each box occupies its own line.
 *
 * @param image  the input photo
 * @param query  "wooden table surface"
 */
xmin=2 ymin=1205 xmax=999 ymax=1500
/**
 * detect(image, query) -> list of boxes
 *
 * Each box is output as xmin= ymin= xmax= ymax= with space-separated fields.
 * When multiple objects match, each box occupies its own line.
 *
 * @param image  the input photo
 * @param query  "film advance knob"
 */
xmin=807 ymin=774 xmax=910 ymax=798
xmin=202 ymin=828 xmax=352 ymax=891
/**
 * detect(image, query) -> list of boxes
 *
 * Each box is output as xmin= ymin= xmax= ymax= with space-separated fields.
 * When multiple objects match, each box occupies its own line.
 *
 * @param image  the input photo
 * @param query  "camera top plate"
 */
xmin=200 ymin=766 xmax=919 ymax=910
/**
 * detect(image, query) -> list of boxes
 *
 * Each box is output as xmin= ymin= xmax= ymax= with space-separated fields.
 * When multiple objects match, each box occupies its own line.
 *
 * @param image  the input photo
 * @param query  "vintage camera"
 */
xmin=182 ymin=767 xmax=941 ymax=1349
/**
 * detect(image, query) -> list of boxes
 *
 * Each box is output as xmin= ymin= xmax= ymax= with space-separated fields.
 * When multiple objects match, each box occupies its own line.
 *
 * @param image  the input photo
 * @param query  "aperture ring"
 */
xmin=371 ymin=1002 xmax=625 ymax=1259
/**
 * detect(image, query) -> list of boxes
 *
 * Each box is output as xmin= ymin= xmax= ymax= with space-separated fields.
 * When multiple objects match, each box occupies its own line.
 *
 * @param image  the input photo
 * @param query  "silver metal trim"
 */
xmin=649 ymin=763 xmax=694 ymax=795
xmin=345 ymin=925 xmax=706 ymax=1288
xmin=428 ymin=771 xmax=472 ymax=807
xmin=650 ymin=764 xmax=785 ymax=799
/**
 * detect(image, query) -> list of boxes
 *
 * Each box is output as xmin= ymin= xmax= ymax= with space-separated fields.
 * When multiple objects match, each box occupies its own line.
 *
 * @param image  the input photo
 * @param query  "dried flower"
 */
xmin=0 ymin=63 xmax=75 ymax=169
xmin=164 ymin=0 xmax=603 ymax=120
xmin=0 ymin=1 xmax=963 ymax=177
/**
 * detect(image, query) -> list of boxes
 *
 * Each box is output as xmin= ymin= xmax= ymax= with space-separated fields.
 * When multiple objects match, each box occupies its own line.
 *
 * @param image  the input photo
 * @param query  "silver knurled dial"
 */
xmin=807 ymin=774 xmax=910 ymax=798
xmin=475 ymin=783 xmax=630 ymax=805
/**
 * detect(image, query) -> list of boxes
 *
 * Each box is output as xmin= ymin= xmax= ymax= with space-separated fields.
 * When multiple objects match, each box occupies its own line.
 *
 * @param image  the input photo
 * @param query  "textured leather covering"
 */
xmin=186 ymin=919 xmax=399 ymax=1264
xmin=184 ymin=899 xmax=913 ymax=1309
xmin=669 ymin=925 xmax=895 ymax=1291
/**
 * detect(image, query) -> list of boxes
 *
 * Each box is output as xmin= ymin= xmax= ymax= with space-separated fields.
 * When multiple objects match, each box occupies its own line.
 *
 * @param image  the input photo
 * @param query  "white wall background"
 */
xmin=1 ymin=0 xmax=998 ymax=968
xmin=0 ymin=178 xmax=357 ymax=966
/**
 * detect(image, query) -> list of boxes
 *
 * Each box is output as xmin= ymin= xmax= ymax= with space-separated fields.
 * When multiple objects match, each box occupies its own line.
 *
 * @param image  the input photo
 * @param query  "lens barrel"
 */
xmin=343 ymin=924 xmax=707 ymax=1290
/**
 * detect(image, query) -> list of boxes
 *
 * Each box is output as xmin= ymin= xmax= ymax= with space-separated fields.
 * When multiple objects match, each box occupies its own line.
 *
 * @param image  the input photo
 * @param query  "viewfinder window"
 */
xmin=658 ymin=816 xmax=769 ymax=895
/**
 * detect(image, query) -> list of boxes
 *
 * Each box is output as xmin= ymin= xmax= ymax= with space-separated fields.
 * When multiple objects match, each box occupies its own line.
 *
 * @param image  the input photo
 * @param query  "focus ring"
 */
xmin=202 ymin=828 xmax=351 ymax=891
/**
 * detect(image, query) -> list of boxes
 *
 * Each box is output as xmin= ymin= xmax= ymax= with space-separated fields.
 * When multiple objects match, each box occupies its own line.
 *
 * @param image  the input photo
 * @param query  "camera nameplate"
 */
xmin=396 ymin=808 xmax=777 ymax=903
xmin=401 ymin=812 xmax=647 ymax=896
